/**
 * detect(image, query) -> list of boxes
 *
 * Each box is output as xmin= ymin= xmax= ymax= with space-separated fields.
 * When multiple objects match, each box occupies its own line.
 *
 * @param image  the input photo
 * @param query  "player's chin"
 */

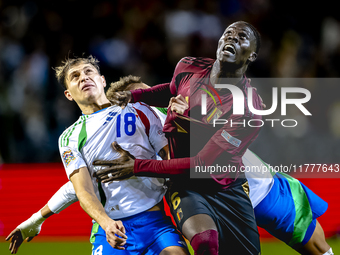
xmin=84 ymin=93 xmax=98 ymax=102
xmin=216 ymin=51 xmax=232 ymax=61
xmin=220 ymin=54 xmax=236 ymax=63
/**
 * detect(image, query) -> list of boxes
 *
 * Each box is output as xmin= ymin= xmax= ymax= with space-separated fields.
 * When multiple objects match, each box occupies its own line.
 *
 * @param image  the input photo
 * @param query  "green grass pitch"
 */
xmin=1 ymin=238 xmax=339 ymax=254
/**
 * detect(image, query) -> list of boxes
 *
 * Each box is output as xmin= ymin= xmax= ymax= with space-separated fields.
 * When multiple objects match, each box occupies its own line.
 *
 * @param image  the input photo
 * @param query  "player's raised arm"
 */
xmin=5 ymin=205 xmax=53 ymax=254
xmin=5 ymin=181 xmax=78 ymax=254
xmin=69 ymin=166 xmax=127 ymax=250
xmin=107 ymin=83 xmax=173 ymax=108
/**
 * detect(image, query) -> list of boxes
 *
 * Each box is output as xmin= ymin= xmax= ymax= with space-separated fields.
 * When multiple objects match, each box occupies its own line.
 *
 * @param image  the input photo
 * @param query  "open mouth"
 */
xmin=223 ymin=44 xmax=236 ymax=55
xmin=82 ymin=84 xmax=95 ymax=91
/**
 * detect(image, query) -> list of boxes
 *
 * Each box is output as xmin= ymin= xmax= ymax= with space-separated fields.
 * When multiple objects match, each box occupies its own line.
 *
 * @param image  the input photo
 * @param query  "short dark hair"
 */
xmin=244 ymin=22 xmax=261 ymax=54
xmin=106 ymin=75 xmax=142 ymax=98
xmin=54 ymin=55 xmax=100 ymax=89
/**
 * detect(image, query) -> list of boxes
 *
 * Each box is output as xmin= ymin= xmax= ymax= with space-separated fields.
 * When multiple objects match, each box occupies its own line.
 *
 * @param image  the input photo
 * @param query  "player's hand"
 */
xmin=103 ymin=220 xmax=127 ymax=250
xmin=107 ymin=91 xmax=132 ymax=109
xmin=93 ymin=142 xmax=135 ymax=183
xmin=6 ymin=228 xmax=35 ymax=254
xmin=168 ymin=94 xmax=188 ymax=115
xmin=5 ymin=211 xmax=45 ymax=253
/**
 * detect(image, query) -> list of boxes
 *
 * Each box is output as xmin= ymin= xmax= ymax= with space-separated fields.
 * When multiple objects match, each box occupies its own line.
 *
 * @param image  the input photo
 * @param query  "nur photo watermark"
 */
xmin=189 ymin=78 xmax=340 ymax=179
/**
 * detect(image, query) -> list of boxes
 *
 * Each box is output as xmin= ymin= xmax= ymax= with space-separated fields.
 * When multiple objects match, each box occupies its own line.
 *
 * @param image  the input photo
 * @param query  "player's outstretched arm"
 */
xmin=91 ymin=94 xmax=242 ymax=180
xmin=93 ymin=141 xmax=189 ymax=181
xmin=5 ymin=181 xmax=78 ymax=254
xmin=107 ymin=83 xmax=173 ymax=108
xmin=5 ymin=205 xmax=53 ymax=254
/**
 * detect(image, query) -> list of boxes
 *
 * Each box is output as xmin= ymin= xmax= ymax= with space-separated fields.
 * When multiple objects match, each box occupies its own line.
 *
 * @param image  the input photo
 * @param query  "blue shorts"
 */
xmin=90 ymin=210 xmax=186 ymax=255
xmin=254 ymin=173 xmax=328 ymax=248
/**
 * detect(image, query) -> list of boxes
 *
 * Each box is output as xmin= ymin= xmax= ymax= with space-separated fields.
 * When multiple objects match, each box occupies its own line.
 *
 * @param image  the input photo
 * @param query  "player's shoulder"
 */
xmin=177 ymin=56 xmax=215 ymax=70
xmin=131 ymin=102 xmax=159 ymax=120
xmin=59 ymin=116 xmax=83 ymax=137
xmin=58 ymin=115 xmax=87 ymax=147
xmin=245 ymin=78 xmax=263 ymax=105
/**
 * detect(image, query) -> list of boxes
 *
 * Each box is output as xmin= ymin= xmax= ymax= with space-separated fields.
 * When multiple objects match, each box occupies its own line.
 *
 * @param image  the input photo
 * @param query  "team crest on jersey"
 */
xmin=203 ymin=106 xmax=223 ymax=124
xmin=176 ymin=208 xmax=183 ymax=222
xmin=62 ymin=149 xmax=76 ymax=166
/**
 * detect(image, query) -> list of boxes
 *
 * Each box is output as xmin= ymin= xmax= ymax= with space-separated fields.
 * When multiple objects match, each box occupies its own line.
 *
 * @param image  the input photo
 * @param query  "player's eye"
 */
xmin=70 ymin=73 xmax=79 ymax=80
xmin=239 ymin=33 xmax=247 ymax=39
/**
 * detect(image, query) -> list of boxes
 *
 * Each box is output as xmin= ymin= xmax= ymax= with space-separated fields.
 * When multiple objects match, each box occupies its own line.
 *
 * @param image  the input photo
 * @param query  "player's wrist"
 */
xmin=133 ymin=159 xmax=140 ymax=175
xmin=31 ymin=211 xmax=46 ymax=224
xmin=130 ymin=89 xmax=140 ymax=103
xmin=101 ymin=217 xmax=116 ymax=232
xmin=17 ymin=211 xmax=46 ymax=240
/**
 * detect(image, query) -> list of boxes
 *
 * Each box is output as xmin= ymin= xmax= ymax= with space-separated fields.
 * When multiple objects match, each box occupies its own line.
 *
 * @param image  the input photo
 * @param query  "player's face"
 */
xmin=64 ymin=62 xmax=106 ymax=104
xmin=216 ymin=22 xmax=257 ymax=66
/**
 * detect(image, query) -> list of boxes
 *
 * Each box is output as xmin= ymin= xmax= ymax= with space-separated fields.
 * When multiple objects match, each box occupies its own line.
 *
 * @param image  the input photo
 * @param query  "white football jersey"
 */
xmin=151 ymin=107 xmax=167 ymax=126
xmin=243 ymin=149 xmax=274 ymax=208
xmin=58 ymin=102 xmax=168 ymax=219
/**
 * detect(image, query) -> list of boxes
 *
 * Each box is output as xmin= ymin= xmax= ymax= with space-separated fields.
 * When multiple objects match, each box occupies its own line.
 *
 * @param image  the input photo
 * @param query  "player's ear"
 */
xmin=64 ymin=89 xmax=74 ymax=101
xmin=248 ymin=52 xmax=257 ymax=63
xmin=101 ymin=75 xmax=106 ymax=88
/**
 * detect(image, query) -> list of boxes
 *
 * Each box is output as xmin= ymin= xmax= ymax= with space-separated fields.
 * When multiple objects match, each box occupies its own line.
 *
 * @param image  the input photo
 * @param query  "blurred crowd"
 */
xmin=0 ymin=0 xmax=339 ymax=165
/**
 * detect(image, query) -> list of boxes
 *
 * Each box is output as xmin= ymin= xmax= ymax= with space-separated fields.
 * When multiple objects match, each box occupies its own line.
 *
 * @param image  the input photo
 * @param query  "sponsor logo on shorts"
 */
xmin=221 ymin=130 xmax=241 ymax=147
xmin=62 ymin=149 xmax=76 ymax=166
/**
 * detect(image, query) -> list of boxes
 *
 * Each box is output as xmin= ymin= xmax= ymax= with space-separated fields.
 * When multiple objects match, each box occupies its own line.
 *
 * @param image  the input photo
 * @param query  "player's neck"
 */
xmin=78 ymin=98 xmax=112 ymax=115
xmin=210 ymin=60 xmax=245 ymax=86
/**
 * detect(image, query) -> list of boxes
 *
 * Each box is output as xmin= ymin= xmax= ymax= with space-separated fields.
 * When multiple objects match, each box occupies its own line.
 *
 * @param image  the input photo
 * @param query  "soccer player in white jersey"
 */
xmin=6 ymin=56 xmax=188 ymax=255
xmin=7 ymin=75 xmax=332 ymax=255
xmin=5 ymin=75 xmax=171 ymax=255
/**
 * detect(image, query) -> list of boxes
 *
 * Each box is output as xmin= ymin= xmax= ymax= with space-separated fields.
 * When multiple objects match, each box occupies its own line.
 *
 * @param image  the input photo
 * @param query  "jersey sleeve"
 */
xmin=47 ymin=181 xmax=78 ymax=214
xmin=58 ymin=133 xmax=87 ymax=179
xmin=131 ymin=83 xmax=174 ymax=107
xmin=133 ymin=102 xmax=168 ymax=154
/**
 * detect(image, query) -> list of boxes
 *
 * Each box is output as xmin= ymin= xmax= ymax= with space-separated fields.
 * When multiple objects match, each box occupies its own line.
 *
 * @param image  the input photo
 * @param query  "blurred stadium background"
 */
xmin=0 ymin=0 xmax=340 ymax=254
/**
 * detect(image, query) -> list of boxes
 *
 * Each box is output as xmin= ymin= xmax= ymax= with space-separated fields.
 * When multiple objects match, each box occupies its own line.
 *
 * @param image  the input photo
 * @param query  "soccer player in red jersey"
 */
xmin=95 ymin=21 xmax=263 ymax=255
